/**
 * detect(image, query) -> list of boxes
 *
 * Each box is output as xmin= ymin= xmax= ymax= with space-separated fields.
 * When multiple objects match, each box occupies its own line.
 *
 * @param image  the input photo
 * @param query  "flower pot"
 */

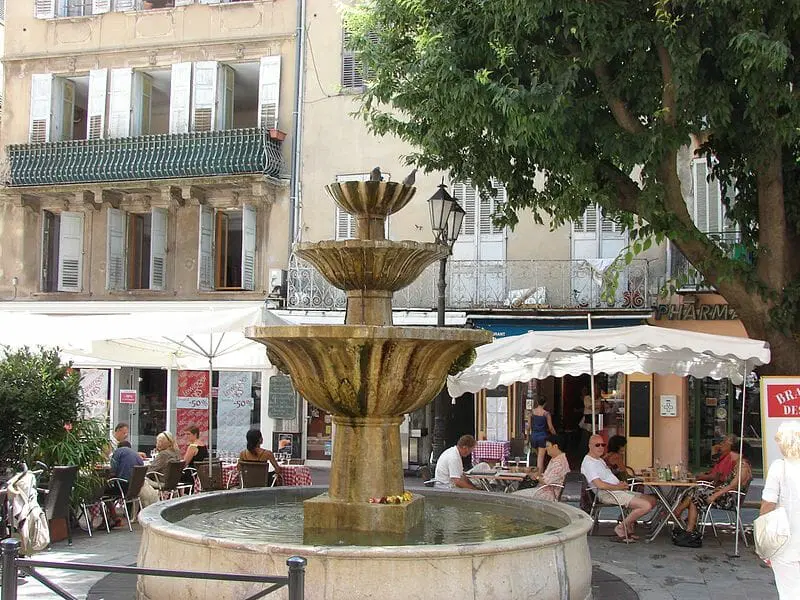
xmin=268 ymin=128 xmax=287 ymax=142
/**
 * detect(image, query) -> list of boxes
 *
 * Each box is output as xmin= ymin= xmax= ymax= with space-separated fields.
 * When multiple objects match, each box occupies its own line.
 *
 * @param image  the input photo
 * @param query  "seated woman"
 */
xmin=604 ymin=435 xmax=630 ymax=479
xmin=675 ymin=441 xmax=752 ymax=538
xmin=239 ymin=429 xmax=283 ymax=486
xmin=181 ymin=426 xmax=209 ymax=485
xmin=147 ymin=432 xmax=181 ymax=482
xmin=514 ymin=435 xmax=569 ymax=501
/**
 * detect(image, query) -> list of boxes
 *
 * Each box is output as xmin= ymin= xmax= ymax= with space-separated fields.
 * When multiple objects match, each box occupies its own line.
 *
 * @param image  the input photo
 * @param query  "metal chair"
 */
xmin=147 ymin=460 xmax=188 ymax=500
xmin=700 ymin=488 xmax=751 ymax=547
xmin=78 ymin=482 xmax=110 ymax=537
xmin=106 ymin=465 xmax=148 ymax=532
xmin=40 ymin=465 xmax=78 ymax=546
xmin=238 ymin=461 xmax=276 ymax=488
xmin=509 ymin=438 xmax=530 ymax=468
xmin=588 ymin=487 xmax=631 ymax=537
xmin=288 ymin=458 xmax=305 ymax=465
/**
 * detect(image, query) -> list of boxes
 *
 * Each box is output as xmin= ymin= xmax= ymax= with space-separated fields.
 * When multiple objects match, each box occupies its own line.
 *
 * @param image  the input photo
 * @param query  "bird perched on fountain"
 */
xmin=370 ymin=166 xmax=382 ymax=181
xmin=402 ymin=168 xmax=417 ymax=187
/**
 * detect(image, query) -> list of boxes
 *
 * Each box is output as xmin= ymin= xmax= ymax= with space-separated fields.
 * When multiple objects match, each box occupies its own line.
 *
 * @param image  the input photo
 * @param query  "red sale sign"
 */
xmin=762 ymin=377 xmax=800 ymax=474
xmin=176 ymin=371 xmax=210 ymax=453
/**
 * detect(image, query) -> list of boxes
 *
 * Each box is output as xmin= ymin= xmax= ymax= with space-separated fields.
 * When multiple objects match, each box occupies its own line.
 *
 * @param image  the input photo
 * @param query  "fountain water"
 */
xmin=136 ymin=177 xmax=593 ymax=600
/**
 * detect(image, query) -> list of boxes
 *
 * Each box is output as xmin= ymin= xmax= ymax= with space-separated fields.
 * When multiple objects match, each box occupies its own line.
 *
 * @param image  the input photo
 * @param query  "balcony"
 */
xmin=6 ymin=128 xmax=283 ymax=187
xmin=669 ymin=232 xmax=744 ymax=292
xmin=287 ymin=255 xmax=658 ymax=311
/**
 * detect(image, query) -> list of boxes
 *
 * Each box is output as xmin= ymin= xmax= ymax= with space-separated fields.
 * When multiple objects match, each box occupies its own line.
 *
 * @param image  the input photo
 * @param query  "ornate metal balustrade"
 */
xmin=6 ymin=128 xmax=283 ymax=187
xmin=287 ymin=255 xmax=656 ymax=310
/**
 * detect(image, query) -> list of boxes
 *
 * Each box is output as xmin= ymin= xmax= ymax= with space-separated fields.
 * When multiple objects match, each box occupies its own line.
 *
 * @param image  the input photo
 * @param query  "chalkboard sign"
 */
xmin=629 ymin=381 xmax=651 ymax=438
xmin=267 ymin=375 xmax=297 ymax=420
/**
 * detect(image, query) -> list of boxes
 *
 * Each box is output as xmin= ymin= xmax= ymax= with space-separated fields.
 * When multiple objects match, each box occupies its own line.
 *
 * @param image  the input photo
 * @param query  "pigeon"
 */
xmin=402 ymin=168 xmax=417 ymax=187
xmin=370 ymin=166 xmax=382 ymax=181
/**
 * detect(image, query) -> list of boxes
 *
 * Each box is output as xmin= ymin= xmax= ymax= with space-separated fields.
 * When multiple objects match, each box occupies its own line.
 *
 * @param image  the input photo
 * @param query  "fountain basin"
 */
xmin=326 ymin=180 xmax=415 ymax=218
xmin=246 ymin=325 xmax=492 ymax=417
xmin=137 ymin=487 xmax=593 ymax=600
xmin=294 ymin=240 xmax=447 ymax=293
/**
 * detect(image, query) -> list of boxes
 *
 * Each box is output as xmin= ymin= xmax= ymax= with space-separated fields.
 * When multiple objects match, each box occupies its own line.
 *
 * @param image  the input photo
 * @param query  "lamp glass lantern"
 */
xmin=428 ymin=184 xmax=455 ymax=242
xmin=446 ymin=202 xmax=465 ymax=249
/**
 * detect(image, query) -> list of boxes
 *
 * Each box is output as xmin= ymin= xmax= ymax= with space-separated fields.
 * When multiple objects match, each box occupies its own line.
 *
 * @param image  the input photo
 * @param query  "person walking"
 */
xmin=529 ymin=396 xmax=557 ymax=474
xmin=760 ymin=421 xmax=800 ymax=599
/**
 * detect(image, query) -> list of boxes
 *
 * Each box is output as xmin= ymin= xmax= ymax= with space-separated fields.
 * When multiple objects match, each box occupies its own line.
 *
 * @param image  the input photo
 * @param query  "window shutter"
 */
xmin=29 ymin=74 xmax=53 ymax=143
xmin=490 ymin=180 xmax=506 ymax=235
xmin=693 ymin=160 xmax=709 ymax=233
xmin=34 ymin=0 xmax=56 ymax=19
xmin=215 ymin=64 xmax=234 ymax=130
xmin=149 ymin=207 xmax=168 ymax=290
xmin=86 ymin=68 xmax=108 ymax=140
xmin=174 ymin=0 xmax=194 ymax=5
xmin=57 ymin=79 xmax=75 ymax=141
xmin=707 ymin=169 xmax=722 ymax=234
xmin=334 ymin=206 xmax=356 ymax=240
xmin=57 ymin=212 xmax=84 ymax=292
xmin=198 ymin=205 xmax=214 ymax=290
xmin=257 ymin=56 xmax=281 ymax=129
xmin=169 ymin=62 xmax=192 ymax=134
xmin=241 ymin=205 xmax=257 ymax=291
xmin=106 ymin=207 xmax=126 ymax=290
xmin=131 ymin=71 xmax=153 ymax=136
xmin=584 ymin=204 xmax=598 ymax=233
xmin=92 ymin=0 xmax=111 ymax=14
xmin=452 ymin=181 xmax=476 ymax=236
xmin=341 ymin=30 xmax=375 ymax=89
xmin=113 ymin=0 xmax=135 ymax=11
xmin=191 ymin=61 xmax=217 ymax=132
xmin=108 ymin=68 xmax=133 ymax=138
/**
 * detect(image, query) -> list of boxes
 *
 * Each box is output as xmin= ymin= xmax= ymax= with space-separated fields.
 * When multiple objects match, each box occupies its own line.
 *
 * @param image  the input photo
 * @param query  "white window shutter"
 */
xmin=108 ymin=68 xmax=133 ymax=138
xmin=92 ymin=0 xmax=111 ymax=14
xmin=29 ymin=74 xmax=53 ymax=143
xmin=169 ymin=62 xmax=192 ymax=134
xmin=241 ymin=205 xmax=257 ymax=291
xmin=131 ymin=71 xmax=153 ymax=136
xmin=57 ymin=212 xmax=84 ymax=292
xmin=452 ymin=181 xmax=477 ymax=236
xmin=257 ymin=56 xmax=281 ymax=129
xmin=693 ymin=160 xmax=709 ymax=233
xmin=174 ymin=0 xmax=194 ymax=6
xmin=58 ymin=80 xmax=75 ymax=141
xmin=334 ymin=206 xmax=356 ymax=240
xmin=149 ymin=207 xmax=168 ymax=290
xmin=106 ymin=207 xmax=126 ymax=290
xmin=216 ymin=64 xmax=234 ymax=130
xmin=114 ymin=0 xmax=135 ymax=12
xmin=34 ymin=0 xmax=56 ymax=19
xmin=198 ymin=205 xmax=214 ymax=290
xmin=87 ymin=68 xmax=108 ymax=140
xmin=191 ymin=61 xmax=218 ymax=132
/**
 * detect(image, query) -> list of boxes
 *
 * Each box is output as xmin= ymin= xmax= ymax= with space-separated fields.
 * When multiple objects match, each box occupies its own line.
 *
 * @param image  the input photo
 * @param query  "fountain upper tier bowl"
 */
xmin=325 ymin=180 xmax=415 ymax=217
xmin=294 ymin=240 xmax=448 ymax=292
xmin=245 ymin=325 xmax=492 ymax=417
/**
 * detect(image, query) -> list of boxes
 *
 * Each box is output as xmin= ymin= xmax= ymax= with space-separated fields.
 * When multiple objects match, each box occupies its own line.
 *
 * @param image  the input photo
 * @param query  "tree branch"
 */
xmin=657 ymin=44 xmax=676 ymax=126
xmin=593 ymin=62 xmax=644 ymax=135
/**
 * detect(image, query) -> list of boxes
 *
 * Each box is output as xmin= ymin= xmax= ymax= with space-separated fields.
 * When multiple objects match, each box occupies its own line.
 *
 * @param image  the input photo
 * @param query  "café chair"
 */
xmin=239 ymin=461 xmax=278 ymax=488
xmin=78 ymin=481 xmax=111 ymax=537
xmin=40 ymin=465 xmax=78 ymax=546
xmin=700 ymin=488 xmax=751 ymax=547
xmin=288 ymin=458 xmax=305 ymax=465
xmin=509 ymin=438 xmax=530 ymax=468
xmin=147 ymin=460 xmax=188 ymax=500
xmin=106 ymin=465 xmax=147 ymax=532
xmin=195 ymin=460 xmax=224 ymax=491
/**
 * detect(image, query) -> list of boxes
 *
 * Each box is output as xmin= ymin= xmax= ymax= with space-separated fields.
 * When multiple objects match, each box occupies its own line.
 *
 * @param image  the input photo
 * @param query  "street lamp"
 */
xmin=427 ymin=182 xmax=465 ymax=461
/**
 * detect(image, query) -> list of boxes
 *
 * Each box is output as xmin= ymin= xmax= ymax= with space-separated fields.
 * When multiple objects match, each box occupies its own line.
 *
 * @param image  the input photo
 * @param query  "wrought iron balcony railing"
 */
xmin=6 ymin=128 xmax=283 ymax=187
xmin=287 ymin=255 xmax=656 ymax=311
xmin=669 ymin=232 xmax=744 ymax=292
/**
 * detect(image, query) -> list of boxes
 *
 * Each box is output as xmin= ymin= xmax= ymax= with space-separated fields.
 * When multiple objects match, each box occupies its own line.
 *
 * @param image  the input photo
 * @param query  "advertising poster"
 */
xmin=216 ymin=371 xmax=253 ymax=455
xmin=761 ymin=376 xmax=800 ymax=474
xmin=79 ymin=369 xmax=109 ymax=420
xmin=176 ymin=370 xmax=210 ymax=454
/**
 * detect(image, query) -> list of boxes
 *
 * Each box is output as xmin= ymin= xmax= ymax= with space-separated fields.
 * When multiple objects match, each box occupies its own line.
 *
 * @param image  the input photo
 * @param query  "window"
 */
xmin=41 ymin=211 xmax=84 ymax=292
xmin=106 ymin=207 xmax=168 ymax=291
xmin=691 ymin=159 xmax=738 ymax=236
xmin=334 ymin=173 xmax=390 ymax=240
xmin=198 ymin=205 xmax=256 ymax=291
xmin=341 ymin=30 xmax=377 ymax=90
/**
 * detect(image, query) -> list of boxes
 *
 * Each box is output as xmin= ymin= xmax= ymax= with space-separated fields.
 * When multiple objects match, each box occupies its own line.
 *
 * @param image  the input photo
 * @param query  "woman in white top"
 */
xmin=760 ymin=421 xmax=800 ymax=599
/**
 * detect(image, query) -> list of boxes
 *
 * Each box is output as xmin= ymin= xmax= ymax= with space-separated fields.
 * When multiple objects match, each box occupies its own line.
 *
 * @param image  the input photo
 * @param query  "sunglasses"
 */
xmin=593 ymin=443 xmax=606 ymax=448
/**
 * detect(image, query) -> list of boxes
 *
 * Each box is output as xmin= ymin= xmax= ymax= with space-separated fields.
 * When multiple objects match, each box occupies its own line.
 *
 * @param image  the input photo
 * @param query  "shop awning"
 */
xmin=447 ymin=324 xmax=771 ymax=397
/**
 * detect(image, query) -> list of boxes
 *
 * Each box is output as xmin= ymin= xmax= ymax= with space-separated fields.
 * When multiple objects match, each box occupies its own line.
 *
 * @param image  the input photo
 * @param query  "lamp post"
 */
xmin=427 ymin=182 xmax=465 ymax=461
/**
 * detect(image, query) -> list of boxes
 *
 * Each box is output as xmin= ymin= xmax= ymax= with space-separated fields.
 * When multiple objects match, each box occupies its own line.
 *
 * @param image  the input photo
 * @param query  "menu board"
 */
xmin=268 ymin=375 xmax=297 ymax=420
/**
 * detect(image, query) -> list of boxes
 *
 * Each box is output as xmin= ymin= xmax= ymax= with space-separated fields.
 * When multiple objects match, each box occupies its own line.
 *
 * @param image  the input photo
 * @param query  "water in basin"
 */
xmin=167 ymin=493 xmax=552 ymax=546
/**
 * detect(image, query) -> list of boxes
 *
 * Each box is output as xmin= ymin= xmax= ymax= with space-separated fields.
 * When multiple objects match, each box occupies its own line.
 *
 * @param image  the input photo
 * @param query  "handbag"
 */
xmin=754 ymin=460 xmax=791 ymax=560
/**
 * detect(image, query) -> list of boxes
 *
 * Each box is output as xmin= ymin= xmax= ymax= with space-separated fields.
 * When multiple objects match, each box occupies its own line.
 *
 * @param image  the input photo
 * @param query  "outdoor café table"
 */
xmin=221 ymin=463 xmax=313 ymax=488
xmin=472 ymin=441 xmax=511 ymax=466
xmin=637 ymin=479 xmax=711 ymax=542
xmin=467 ymin=471 xmax=527 ymax=493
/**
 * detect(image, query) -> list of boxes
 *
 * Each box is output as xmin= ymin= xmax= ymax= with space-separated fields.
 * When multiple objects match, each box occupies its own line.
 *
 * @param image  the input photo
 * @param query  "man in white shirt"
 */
xmin=581 ymin=434 xmax=656 ymax=541
xmin=434 ymin=435 xmax=477 ymax=489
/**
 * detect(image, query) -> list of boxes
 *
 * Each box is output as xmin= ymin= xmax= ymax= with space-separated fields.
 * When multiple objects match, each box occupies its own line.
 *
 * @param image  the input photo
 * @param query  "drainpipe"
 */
xmin=288 ymin=0 xmax=307 ymax=257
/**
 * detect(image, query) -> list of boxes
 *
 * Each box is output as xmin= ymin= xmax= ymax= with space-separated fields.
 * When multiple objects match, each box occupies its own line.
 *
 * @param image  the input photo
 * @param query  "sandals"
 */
xmin=614 ymin=524 xmax=637 ymax=543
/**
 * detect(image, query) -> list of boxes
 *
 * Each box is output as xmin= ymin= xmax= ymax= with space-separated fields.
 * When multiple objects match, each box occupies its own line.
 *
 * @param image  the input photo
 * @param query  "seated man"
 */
xmin=108 ymin=441 xmax=144 ymax=495
xmin=434 ymin=435 xmax=477 ymax=490
xmin=581 ymin=434 xmax=656 ymax=542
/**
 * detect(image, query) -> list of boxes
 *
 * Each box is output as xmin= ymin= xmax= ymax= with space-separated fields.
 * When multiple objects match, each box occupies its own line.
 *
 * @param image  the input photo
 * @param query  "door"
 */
xmin=450 ymin=180 xmax=507 ymax=306
xmin=571 ymin=204 xmax=627 ymax=306
xmin=138 ymin=368 xmax=168 ymax=455
xmin=117 ymin=367 xmax=140 ymax=450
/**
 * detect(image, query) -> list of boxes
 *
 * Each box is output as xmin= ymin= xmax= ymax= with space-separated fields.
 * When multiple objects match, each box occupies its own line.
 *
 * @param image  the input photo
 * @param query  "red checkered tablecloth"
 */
xmin=472 ymin=441 xmax=511 ymax=466
xmin=280 ymin=465 xmax=312 ymax=486
xmin=223 ymin=463 xmax=240 ymax=489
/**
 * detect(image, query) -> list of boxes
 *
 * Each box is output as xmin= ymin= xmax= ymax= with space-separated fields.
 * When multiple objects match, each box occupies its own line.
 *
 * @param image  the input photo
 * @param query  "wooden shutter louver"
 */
xmin=57 ymin=212 xmax=84 ymax=292
xmin=258 ymin=56 xmax=281 ymax=129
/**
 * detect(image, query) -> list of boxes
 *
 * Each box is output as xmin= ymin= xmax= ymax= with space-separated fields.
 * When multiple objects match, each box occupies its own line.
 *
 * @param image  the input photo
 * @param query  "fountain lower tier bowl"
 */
xmin=137 ymin=487 xmax=593 ymax=600
xmin=245 ymin=325 xmax=492 ymax=417
xmin=294 ymin=240 xmax=448 ymax=292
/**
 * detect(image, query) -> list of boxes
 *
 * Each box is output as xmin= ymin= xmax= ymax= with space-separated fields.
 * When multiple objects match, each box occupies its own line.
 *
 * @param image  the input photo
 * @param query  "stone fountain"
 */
xmin=135 ymin=175 xmax=593 ymax=600
xmin=246 ymin=176 xmax=492 ymax=534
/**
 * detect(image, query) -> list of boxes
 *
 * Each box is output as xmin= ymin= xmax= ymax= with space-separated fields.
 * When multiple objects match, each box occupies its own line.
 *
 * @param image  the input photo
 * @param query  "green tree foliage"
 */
xmin=0 ymin=347 xmax=81 ymax=466
xmin=348 ymin=0 xmax=800 ymax=372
